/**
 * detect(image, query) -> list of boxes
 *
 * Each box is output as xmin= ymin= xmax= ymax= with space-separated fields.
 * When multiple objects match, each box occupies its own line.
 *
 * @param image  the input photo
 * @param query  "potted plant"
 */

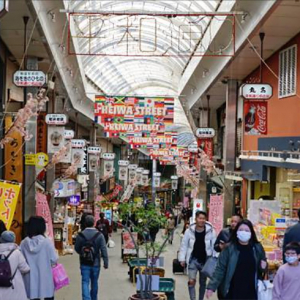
xmin=119 ymin=201 xmax=172 ymax=300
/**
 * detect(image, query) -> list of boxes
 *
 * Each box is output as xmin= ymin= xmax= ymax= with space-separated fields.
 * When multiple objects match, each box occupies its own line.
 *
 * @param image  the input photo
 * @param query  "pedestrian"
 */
xmin=75 ymin=215 xmax=109 ymax=300
xmin=20 ymin=216 xmax=58 ymax=300
xmin=179 ymin=211 xmax=216 ymax=300
xmin=214 ymin=214 xmax=243 ymax=252
xmin=283 ymin=209 xmax=300 ymax=257
xmin=206 ymin=219 xmax=267 ymax=300
xmin=95 ymin=212 xmax=111 ymax=244
xmin=273 ymin=242 xmax=300 ymax=300
xmin=0 ymin=220 xmax=7 ymax=236
xmin=0 ymin=231 xmax=30 ymax=300
xmin=166 ymin=214 xmax=176 ymax=244
xmin=80 ymin=213 xmax=89 ymax=232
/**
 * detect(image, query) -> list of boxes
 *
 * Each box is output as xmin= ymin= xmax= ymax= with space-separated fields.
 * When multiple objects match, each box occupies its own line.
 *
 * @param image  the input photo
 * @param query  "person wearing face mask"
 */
xmin=273 ymin=242 xmax=300 ymax=300
xmin=206 ymin=219 xmax=267 ymax=300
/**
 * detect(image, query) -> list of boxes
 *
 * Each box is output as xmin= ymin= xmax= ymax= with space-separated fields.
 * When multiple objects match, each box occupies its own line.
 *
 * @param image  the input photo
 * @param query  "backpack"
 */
xmin=79 ymin=232 xmax=100 ymax=266
xmin=96 ymin=221 xmax=108 ymax=236
xmin=0 ymin=249 xmax=17 ymax=288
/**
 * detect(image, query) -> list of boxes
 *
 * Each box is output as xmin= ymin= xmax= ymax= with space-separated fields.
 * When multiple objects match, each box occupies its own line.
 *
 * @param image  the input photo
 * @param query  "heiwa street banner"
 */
xmin=0 ymin=181 xmax=22 ymax=229
xmin=94 ymin=96 xmax=174 ymax=137
xmin=244 ymin=101 xmax=268 ymax=135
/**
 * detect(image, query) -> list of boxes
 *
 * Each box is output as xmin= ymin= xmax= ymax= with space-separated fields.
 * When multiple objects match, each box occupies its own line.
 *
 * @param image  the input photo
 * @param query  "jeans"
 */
xmin=188 ymin=257 xmax=207 ymax=300
xmin=32 ymin=298 xmax=54 ymax=300
xmin=81 ymin=265 xmax=101 ymax=300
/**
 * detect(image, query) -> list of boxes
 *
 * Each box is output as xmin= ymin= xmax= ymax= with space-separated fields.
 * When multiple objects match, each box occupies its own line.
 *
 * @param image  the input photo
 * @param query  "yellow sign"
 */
xmin=25 ymin=153 xmax=49 ymax=167
xmin=0 ymin=181 xmax=21 ymax=229
xmin=25 ymin=154 xmax=36 ymax=165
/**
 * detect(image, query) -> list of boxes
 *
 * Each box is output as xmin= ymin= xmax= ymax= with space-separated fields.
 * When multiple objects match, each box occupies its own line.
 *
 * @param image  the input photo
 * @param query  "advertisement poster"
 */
xmin=0 ymin=181 xmax=22 ymax=229
xmin=103 ymin=160 xmax=114 ymax=178
xmin=122 ymin=232 xmax=138 ymax=254
xmin=47 ymin=126 xmax=65 ymax=153
xmin=198 ymin=138 xmax=214 ymax=160
xmin=89 ymin=154 xmax=100 ymax=172
xmin=36 ymin=192 xmax=54 ymax=241
xmin=209 ymin=194 xmax=224 ymax=235
xmin=53 ymin=179 xmax=78 ymax=198
xmin=244 ymin=101 xmax=268 ymax=135
xmin=71 ymin=148 xmax=86 ymax=168
xmin=192 ymin=199 xmax=204 ymax=222
xmin=95 ymin=96 xmax=174 ymax=139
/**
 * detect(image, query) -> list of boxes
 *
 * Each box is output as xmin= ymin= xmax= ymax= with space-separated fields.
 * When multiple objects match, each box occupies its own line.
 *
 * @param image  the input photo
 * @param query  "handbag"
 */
xmin=52 ymin=263 xmax=70 ymax=291
xmin=200 ymin=256 xmax=218 ymax=279
xmin=257 ymin=280 xmax=273 ymax=300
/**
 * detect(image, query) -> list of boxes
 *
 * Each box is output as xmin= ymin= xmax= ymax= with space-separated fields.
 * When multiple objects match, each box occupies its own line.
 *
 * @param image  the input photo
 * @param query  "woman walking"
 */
xmin=206 ymin=219 xmax=267 ymax=300
xmin=21 ymin=216 xmax=58 ymax=300
xmin=0 ymin=231 xmax=30 ymax=300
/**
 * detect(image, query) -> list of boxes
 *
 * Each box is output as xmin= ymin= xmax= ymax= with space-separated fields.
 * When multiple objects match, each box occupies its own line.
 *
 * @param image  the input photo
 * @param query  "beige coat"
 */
xmin=0 ymin=243 xmax=30 ymax=300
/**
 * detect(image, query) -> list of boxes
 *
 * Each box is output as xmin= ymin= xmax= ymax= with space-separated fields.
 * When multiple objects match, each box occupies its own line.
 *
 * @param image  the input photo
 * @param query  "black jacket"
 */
xmin=283 ymin=222 xmax=300 ymax=250
xmin=75 ymin=228 xmax=109 ymax=268
xmin=214 ymin=227 xmax=232 ymax=253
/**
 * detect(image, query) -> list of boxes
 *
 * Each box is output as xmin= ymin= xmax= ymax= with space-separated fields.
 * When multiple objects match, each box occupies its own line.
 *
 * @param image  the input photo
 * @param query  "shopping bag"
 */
xmin=257 ymin=280 xmax=273 ymax=300
xmin=200 ymin=257 xmax=218 ymax=279
xmin=52 ymin=263 xmax=70 ymax=291
xmin=108 ymin=239 xmax=115 ymax=248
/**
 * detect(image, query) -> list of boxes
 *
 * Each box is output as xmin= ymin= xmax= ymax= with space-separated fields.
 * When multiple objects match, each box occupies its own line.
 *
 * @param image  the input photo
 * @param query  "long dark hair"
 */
xmin=27 ymin=216 xmax=46 ymax=238
xmin=0 ymin=220 xmax=7 ymax=235
xmin=230 ymin=219 xmax=259 ymax=244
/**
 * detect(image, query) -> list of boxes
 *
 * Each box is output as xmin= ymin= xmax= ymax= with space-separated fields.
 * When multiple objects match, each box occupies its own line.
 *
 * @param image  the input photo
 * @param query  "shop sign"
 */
xmin=244 ymin=101 xmax=268 ymax=135
xmin=64 ymin=130 xmax=75 ymax=140
xmin=67 ymin=195 xmax=81 ymax=206
xmin=71 ymin=139 xmax=86 ymax=148
xmin=25 ymin=154 xmax=36 ymax=166
xmin=118 ymin=160 xmax=129 ymax=181
xmin=37 ymin=113 xmax=47 ymax=153
xmin=275 ymin=218 xmax=287 ymax=230
xmin=13 ymin=70 xmax=46 ymax=87
xmin=103 ymin=160 xmax=114 ymax=177
xmin=102 ymin=153 xmax=115 ymax=160
xmin=87 ymin=146 xmax=101 ymax=154
xmin=45 ymin=114 xmax=68 ymax=125
xmin=209 ymin=194 xmax=224 ymax=235
xmin=95 ymin=95 xmax=174 ymax=138
xmin=195 ymin=128 xmax=215 ymax=139
xmin=242 ymin=84 xmax=273 ymax=100
xmin=171 ymin=175 xmax=178 ymax=190
xmin=35 ymin=153 xmax=49 ymax=168
xmin=0 ymin=180 xmax=22 ymax=229
xmin=128 ymin=164 xmax=138 ymax=170
xmin=48 ymin=126 xmax=65 ymax=154
xmin=88 ymin=154 xmax=99 ymax=172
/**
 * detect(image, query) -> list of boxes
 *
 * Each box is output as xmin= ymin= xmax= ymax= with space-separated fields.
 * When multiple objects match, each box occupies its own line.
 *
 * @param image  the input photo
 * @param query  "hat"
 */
xmin=1 ymin=231 xmax=16 ymax=243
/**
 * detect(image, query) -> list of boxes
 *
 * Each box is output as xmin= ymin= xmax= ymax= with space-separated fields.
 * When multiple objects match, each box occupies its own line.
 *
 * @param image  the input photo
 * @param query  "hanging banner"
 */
xmin=89 ymin=154 xmax=100 ymax=172
xmin=142 ymin=170 xmax=150 ymax=186
xmin=153 ymin=172 xmax=161 ymax=188
xmin=95 ymin=96 xmax=174 ymax=137
xmin=47 ymin=126 xmax=65 ymax=153
xmin=128 ymin=164 xmax=138 ymax=183
xmin=198 ymin=138 xmax=214 ymax=160
xmin=136 ymin=168 xmax=144 ymax=185
xmin=4 ymin=116 xmax=23 ymax=242
xmin=244 ymin=101 xmax=268 ymax=135
xmin=209 ymin=194 xmax=224 ymax=235
xmin=171 ymin=175 xmax=178 ymax=190
xmin=118 ymin=160 xmax=129 ymax=181
xmin=102 ymin=153 xmax=115 ymax=178
xmin=0 ymin=181 xmax=22 ymax=230
xmin=71 ymin=148 xmax=86 ymax=168
xmin=36 ymin=192 xmax=54 ymax=241
xmin=37 ymin=113 xmax=47 ymax=153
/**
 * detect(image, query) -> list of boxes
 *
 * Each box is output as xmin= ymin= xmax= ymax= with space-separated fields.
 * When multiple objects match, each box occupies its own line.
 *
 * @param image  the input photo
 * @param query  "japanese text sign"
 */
xmin=67 ymin=195 xmax=81 ymax=206
xmin=242 ymin=84 xmax=273 ymax=100
xmin=45 ymin=114 xmax=68 ymax=125
xmin=244 ymin=101 xmax=268 ymax=135
xmin=196 ymin=128 xmax=215 ymax=138
xmin=0 ymin=181 xmax=21 ymax=229
xmin=71 ymin=139 xmax=86 ymax=148
xmin=13 ymin=70 xmax=46 ymax=87
xmin=209 ymin=194 xmax=224 ymax=235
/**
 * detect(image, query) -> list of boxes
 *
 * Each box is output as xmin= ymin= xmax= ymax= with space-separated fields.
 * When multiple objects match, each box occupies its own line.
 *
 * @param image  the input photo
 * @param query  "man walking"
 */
xmin=214 ymin=214 xmax=243 ymax=253
xmin=75 ymin=215 xmax=108 ymax=300
xmin=179 ymin=211 xmax=216 ymax=300
xmin=96 ymin=212 xmax=111 ymax=244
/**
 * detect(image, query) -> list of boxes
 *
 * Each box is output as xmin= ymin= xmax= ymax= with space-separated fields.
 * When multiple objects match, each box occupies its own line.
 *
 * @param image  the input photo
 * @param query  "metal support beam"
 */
xmin=152 ymin=159 xmax=157 ymax=203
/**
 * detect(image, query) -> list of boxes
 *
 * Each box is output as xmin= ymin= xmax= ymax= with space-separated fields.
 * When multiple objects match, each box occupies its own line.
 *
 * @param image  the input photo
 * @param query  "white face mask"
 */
xmin=285 ymin=256 xmax=298 ymax=264
xmin=237 ymin=231 xmax=251 ymax=243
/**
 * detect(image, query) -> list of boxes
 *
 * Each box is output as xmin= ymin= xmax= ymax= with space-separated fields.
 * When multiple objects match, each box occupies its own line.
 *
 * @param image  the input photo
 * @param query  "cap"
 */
xmin=1 ymin=231 xmax=16 ymax=243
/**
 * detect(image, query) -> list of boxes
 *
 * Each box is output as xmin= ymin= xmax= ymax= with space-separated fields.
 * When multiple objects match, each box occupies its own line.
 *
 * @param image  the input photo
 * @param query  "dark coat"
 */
xmin=214 ymin=227 xmax=232 ymax=253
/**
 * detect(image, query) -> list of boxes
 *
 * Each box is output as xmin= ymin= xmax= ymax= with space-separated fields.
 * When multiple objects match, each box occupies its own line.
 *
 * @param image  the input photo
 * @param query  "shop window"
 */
xmin=279 ymin=44 xmax=297 ymax=98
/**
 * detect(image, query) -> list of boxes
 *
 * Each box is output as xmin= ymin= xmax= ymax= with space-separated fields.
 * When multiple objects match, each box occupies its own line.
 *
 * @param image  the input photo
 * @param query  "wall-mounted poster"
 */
xmin=244 ymin=101 xmax=268 ymax=135
xmin=71 ymin=148 xmax=86 ymax=168
xmin=118 ymin=160 xmax=129 ymax=181
xmin=153 ymin=172 xmax=161 ymax=188
xmin=47 ymin=126 xmax=65 ymax=153
xmin=89 ymin=154 xmax=100 ymax=172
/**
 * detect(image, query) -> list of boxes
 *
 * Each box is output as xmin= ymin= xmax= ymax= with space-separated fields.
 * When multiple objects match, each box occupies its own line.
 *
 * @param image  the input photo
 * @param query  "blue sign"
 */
xmin=68 ymin=195 xmax=80 ymax=206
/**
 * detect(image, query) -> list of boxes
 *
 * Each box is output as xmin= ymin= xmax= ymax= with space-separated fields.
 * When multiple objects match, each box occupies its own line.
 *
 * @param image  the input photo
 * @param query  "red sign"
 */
xmin=244 ymin=101 xmax=268 ymax=135
xmin=198 ymin=138 xmax=214 ymax=160
xmin=209 ymin=194 xmax=224 ymax=235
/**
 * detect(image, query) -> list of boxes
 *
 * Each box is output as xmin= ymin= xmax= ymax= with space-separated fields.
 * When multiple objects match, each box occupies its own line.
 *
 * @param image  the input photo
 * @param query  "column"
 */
xmin=223 ymin=79 xmax=238 ymax=221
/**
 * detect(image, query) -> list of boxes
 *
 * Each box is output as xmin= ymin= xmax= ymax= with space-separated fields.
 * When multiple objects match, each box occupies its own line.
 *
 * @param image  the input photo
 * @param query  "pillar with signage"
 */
xmin=88 ymin=146 xmax=101 ymax=204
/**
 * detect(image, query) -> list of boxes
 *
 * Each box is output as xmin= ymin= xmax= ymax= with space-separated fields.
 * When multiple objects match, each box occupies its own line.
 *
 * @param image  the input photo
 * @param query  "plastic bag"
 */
xmin=258 ymin=280 xmax=273 ymax=300
xmin=108 ymin=239 xmax=115 ymax=248
xmin=52 ymin=263 xmax=70 ymax=291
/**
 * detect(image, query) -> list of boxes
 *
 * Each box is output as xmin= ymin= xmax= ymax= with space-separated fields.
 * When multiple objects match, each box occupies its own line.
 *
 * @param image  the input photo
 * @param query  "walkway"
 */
xmin=57 ymin=227 xmax=218 ymax=300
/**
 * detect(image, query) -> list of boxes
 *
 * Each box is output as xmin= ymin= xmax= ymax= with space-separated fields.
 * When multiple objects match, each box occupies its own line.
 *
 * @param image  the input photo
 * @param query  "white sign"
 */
xmin=128 ymin=169 xmax=136 ymax=182
xmin=153 ymin=172 xmax=161 ymax=188
xmin=192 ymin=199 xmax=204 ymax=222
xmin=87 ymin=147 xmax=102 ymax=154
xmin=46 ymin=114 xmax=68 ymax=125
xmin=71 ymin=139 xmax=86 ymax=148
xmin=103 ymin=160 xmax=114 ymax=177
xmin=64 ymin=130 xmax=75 ymax=139
xmin=196 ymin=128 xmax=215 ymax=138
xmin=13 ymin=70 xmax=46 ymax=87
xmin=102 ymin=153 xmax=115 ymax=160
xmin=118 ymin=160 xmax=130 ymax=167
xmin=47 ymin=126 xmax=65 ymax=154
xmin=128 ymin=164 xmax=138 ymax=170
xmin=171 ymin=175 xmax=178 ymax=190
xmin=136 ymin=168 xmax=143 ymax=185
xmin=89 ymin=154 xmax=100 ymax=172
xmin=71 ymin=148 xmax=86 ymax=168
xmin=119 ymin=165 xmax=128 ymax=181
xmin=242 ymin=83 xmax=273 ymax=100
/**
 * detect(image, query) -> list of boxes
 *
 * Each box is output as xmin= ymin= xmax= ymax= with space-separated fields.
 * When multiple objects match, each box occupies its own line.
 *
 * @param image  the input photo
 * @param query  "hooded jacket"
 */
xmin=20 ymin=235 xmax=58 ymax=299
xmin=0 ymin=243 xmax=30 ymax=300
xmin=178 ymin=222 xmax=217 ymax=267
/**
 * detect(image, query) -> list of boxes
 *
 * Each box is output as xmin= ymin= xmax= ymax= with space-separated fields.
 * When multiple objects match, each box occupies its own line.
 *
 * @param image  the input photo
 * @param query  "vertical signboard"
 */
xmin=244 ymin=101 xmax=268 ymax=135
xmin=209 ymin=194 xmax=224 ymax=235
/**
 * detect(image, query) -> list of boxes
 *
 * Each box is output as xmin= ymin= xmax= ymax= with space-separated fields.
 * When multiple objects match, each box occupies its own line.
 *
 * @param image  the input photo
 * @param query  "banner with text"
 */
xmin=244 ymin=101 xmax=268 ymax=135
xmin=209 ymin=194 xmax=224 ymax=235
